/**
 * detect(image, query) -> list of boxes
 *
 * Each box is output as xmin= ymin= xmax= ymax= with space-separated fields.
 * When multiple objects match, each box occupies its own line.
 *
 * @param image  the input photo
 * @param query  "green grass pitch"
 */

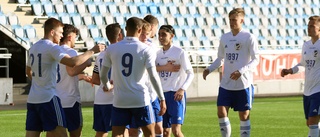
xmin=0 ymin=96 xmax=308 ymax=137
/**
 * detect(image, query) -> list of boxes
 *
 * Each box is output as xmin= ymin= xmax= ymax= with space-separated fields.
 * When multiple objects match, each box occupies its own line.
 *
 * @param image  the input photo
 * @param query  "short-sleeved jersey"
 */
xmin=292 ymin=40 xmax=320 ymax=96
xmin=55 ymin=45 xmax=81 ymax=108
xmin=102 ymin=37 xmax=156 ymax=108
xmin=93 ymin=50 xmax=114 ymax=104
xmin=208 ymin=30 xmax=259 ymax=90
xmin=156 ymin=45 xmax=193 ymax=92
xmin=27 ymin=39 xmax=67 ymax=103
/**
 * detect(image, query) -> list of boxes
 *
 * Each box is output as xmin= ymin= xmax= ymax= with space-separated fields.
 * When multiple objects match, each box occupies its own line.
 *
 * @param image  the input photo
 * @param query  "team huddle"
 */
xmin=25 ymin=7 xmax=320 ymax=137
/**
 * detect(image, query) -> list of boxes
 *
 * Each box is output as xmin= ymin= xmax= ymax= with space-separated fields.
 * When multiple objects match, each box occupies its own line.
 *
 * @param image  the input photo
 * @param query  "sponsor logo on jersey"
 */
xmin=235 ymin=43 xmax=241 ymax=50
xmin=314 ymin=50 xmax=318 ymax=57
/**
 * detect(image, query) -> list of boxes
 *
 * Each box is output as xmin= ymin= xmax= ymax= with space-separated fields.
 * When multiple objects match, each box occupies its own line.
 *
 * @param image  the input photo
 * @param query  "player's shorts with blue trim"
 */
xmin=26 ymin=96 xmax=67 ymax=131
xmin=303 ymin=92 xmax=320 ymax=119
xmin=93 ymin=104 xmax=113 ymax=132
xmin=162 ymin=91 xmax=186 ymax=128
xmin=63 ymin=102 xmax=82 ymax=132
xmin=112 ymin=104 xmax=155 ymax=127
xmin=217 ymin=85 xmax=254 ymax=111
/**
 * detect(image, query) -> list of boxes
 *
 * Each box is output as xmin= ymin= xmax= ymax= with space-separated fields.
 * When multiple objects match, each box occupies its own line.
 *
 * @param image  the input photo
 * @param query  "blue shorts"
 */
xmin=93 ymin=104 xmax=113 ymax=132
xmin=26 ymin=96 xmax=67 ymax=131
xmin=303 ymin=92 xmax=320 ymax=119
xmin=162 ymin=91 xmax=186 ymax=128
xmin=112 ymin=104 xmax=154 ymax=127
xmin=130 ymin=99 xmax=162 ymax=128
xmin=63 ymin=102 xmax=82 ymax=132
xmin=217 ymin=85 xmax=254 ymax=111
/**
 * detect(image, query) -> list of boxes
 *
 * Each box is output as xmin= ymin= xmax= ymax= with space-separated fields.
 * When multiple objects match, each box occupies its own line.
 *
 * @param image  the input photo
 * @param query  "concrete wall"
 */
xmin=0 ymin=78 xmax=13 ymax=105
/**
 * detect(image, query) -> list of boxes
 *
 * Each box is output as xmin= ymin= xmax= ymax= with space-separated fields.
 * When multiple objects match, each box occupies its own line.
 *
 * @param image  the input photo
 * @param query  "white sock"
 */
xmin=240 ymin=120 xmax=251 ymax=137
xmin=308 ymin=124 xmax=319 ymax=137
xmin=155 ymin=134 xmax=163 ymax=137
xmin=219 ymin=117 xmax=231 ymax=137
xmin=138 ymin=128 xmax=143 ymax=137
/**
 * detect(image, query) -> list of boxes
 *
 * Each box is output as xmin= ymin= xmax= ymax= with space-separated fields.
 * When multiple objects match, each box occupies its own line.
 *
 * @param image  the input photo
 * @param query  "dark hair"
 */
xmin=143 ymin=15 xmax=159 ymax=25
xmin=126 ymin=17 xmax=144 ymax=32
xmin=60 ymin=24 xmax=79 ymax=42
xmin=159 ymin=25 xmax=175 ymax=35
xmin=44 ymin=18 xmax=64 ymax=35
xmin=105 ymin=23 xmax=122 ymax=42
xmin=309 ymin=15 xmax=320 ymax=22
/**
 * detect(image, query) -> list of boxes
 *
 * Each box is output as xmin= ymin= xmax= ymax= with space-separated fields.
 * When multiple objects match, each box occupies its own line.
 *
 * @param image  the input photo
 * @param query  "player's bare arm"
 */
xmin=281 ymin=68 xmax=293 ymax=77
xmin=91 ymin=72 xmax=100 ymax=85
xmin=26 ymin=66 xmax=32 ymax=80
xmin=60 ymin=43 xmax=105 ymax=67
xmin=66 ymin=59 xmax=92 ymax=77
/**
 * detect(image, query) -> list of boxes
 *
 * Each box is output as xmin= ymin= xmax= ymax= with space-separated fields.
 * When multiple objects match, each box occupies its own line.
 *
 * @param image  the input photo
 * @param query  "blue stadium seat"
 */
xmin=59 ymin=12 xmax=71 ymax=24
xmin=82 ymin=13 xmax=93 ymax=26
xmin=24 ymin=25 xmax=37 ymax=40
xmin=212 ymin=28 xmax=222 ymax=37
xmin=97 ymin=2 xmax=107 ymax=14
xmin=103 ymin=13 xmax=115 ymax=24
xmin=184 ymin=27 xmax=193 ymax=38
xmin=70 ymin=13 xmax=82 ymax=26
xmin=12 ymin=25 xmax=24 ymax=39
xmin=54 ymin=1 xmax=65 ymax=14
xmin=47 ymin=13 xmax=59 ymax=19
xmin=42 ymin=1 xmax=55 ymax=15
xmin=187 ymin=4 xmax=197 ymax=15
xmin=88 ymin=24 xmax=101 ymax=39
xmin=98 ymin=24 xmax=107 ymax=38
xmin=0 ymin=12 xmax=7 ymax=25
xmin=149 ymin=4 xmax=159 ymax=15
xmin=7 ymin=13 xmax=19 ymax=25
xmin=31 ymin=2 xmax=44 ymax=16
xmin=138 ymin=4 xmax=148 ymax=15
xmin=195 ymin=16 xmax=204 ymax=27
xmin=159 ymin=5 xmax=168 ymax=14
xmin=114 ymin=16 xmax=125 ymax=26
xmin=64 ymin=1 xmax=76 ymax=14
xmin=86 ymin=1 xmax=98 ymax=14
xmin=168 ymin=4 xmax=178 ymax=15
xmin=108 ymin=3 xmax=119 ymax=15
xmin=155 ymin=15 xmax=165 ymax=26
xmin=174 ymin=27 xmax=183 ymax=38
xmin=128 ymin=5 xmax=138 ymax=15
xmin=176 ymin=16 xmax=186 ymax=28
xmin=78 ymin=25 xmax=89 ymax=41
xmin=92 ymin=13 xmax=105 ymax=26
xmin=75 ymin=1 xmax=87 ymax=15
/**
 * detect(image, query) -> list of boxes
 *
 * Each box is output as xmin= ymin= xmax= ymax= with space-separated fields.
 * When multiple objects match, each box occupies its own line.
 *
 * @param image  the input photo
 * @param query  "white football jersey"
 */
xmin=102 ymin=37 xmax=156 ymax=108
xmin=55 ymin=45 xmax=81 ymax=108
xmin=27 ymin=39 xmax=67 ymax=103
xmin=93 ymin=50 xmax=114 ymax=104
xmin=156 ymin=45 xmax=194 ymax=92
xmin=208 ymin=30 xmax=260 ymax=90
xmin=145 ymin=41 xmax=160 ymax=101
xmin=292 ymin=40 xmax=320 ymax=96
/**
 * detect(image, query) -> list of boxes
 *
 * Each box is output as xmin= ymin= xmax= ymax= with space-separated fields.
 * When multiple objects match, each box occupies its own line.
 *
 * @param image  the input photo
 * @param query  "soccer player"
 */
xmin=25 ymin=18 xmax=104 ymax=137
xmin=202 ymin=8 xmax=259 ymax=137
xmin=144 ymin=14 xmax=159 ymax=39
xmin=281 ymin=16 xmax=320 ymax=137
xmin=55 ymin=24 xmax=92 ymax=137
xmin=100 ymin=17 xmax=166 ymax=137
xmin=91 ymin=23 xmax=124 ymax=137
xmin=156 ymin=25 xmax=194 ymax=137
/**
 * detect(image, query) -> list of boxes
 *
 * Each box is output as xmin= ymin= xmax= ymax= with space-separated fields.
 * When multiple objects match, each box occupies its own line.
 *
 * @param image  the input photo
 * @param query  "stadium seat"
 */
xmin=88 ymin=24 xmax=101 ymax=39
xmin=174 ymin=27 xmax=183 ymax=38
xmin=75 ymin=1 xmax=87 ymax=15
xmin=138 ymin=4 xmax=148 ymax=15
xmin=86 ymin=1 xmax=98 ymax=14
xmin=269 ymin=17 xmax=277 ymax=27
xmin=42 ymin=1 xmax=55 ymax=16
xmin=178 ymin=5 xmax=187 ymax=15
xmin=0 ymin=12 xmax=7 ymax=25
xmin=17 ymin=0 xmax=27 ymax=4
xmin=78 ymin=25 xmax=89 ymax=41
xmin=205 ymin=16 xmax=214 ymax=26
xmin=118 ymin=4 xmax=129 ymax=15
xmin=176 ymin=16 xmax=186 ymax=28
xmin=216 ymin=6 xmax=225 ymax=15
xmin=201 ymin=39 xmax=212 ymax=50
xmin=195 ymin=16 xmax=204 ymax=27
xmin=82 ymin=13 xmax=94 ymax=26
xmin=92 ymin=13 xmax=105 ymax=26
xmin=168 ymin=4 xmax=178 ymax=16
xmin=7 ymin=13 xmax=19 ymax=26
xmin=184 ymin=27 xmax=193 ymax=38
xmin=84 ymin=37 xmax=95 ymax=49
xmin=181 ymin=40 xmax=191 ymax=50
xmin=31 ymin=2 xmax=44 ymax=16
xmin=194 ymin=28 xmax=205 ymax=39
xmin=166 ymin=15 xmax=175 ymax=25
xmin=197 ymin=4 xmax=206 ymax=15
xmin=103 ymin=13 xmax=115 ymax=24
xmin=213 ymin=28 xmax=222 ymax=37
xmin=187 ymin=4 xmax=197 ymax=15
xmin=108 ymin=3 xmax=119 ymax=15
xmin=59 ymin=12 xmax=71 ymax=24
xmin=99 ymin=24 xmax=107 ymax=38
xmin=54 ymin=1 xmax=65 ymax=14
xmin=203 ymin=27 xmax=213 ymax=38
xmin=70 ymin=13 xmax=82 ymax=26
xmin=12 ymin=25 xmax=24 ymax=40
xmin=159 ymin=5 xmax=168 ymax=15
xmin=97 ymin=2 xmax=107 ymax=14
xmin=24 ymin=25 xmax=37 ymax=41
xmin=114 ymin=16 xmax=125 ymax=26
xmin=260 ymin=17 xmax=268 ymax=27
xmin=149 ymin=4 xmax=159 ymax=15
xmin=64 ymin=1 xmax=76 ymax=14
xmin=278 ymin=18 xmax=286 ymax=27
xmin=155 ymin=15 xmax=165 ymax=26
xmin=214 ymin=17 xmax=223 ymax=26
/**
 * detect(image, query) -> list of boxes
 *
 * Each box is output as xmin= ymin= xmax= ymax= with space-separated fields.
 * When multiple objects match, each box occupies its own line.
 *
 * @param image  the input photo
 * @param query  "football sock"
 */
xmin=240 ymin=120 xmax=251 ymax=137
xmin=219 ymin=117 xmax=231 ymax=137
xmin=155 ymin=134 xmax=163 ymax=137
xmin=308 ymin=124 xmax=319 ymax=137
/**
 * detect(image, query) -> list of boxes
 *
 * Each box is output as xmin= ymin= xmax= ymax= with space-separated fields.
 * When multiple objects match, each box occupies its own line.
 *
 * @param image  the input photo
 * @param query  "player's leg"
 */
xmin=153 ymin=98 xmax=164 ymax=137
xmin=162 ymin=91 xmax=173 ymax=137
xmin=305 ymin=92 xmax=320 ymax=137
xmin=234 ymin=85 xmax=254 ymax=137
xmin=217 ymin=87 xmax=232 ymax=137
xmin=128 ymin=116 xmax=142 ymax=137
xmin=140 ymin=123 xmax=155 ymax=137
xmin=43 ymin=96 xmax=68 ymax=137
xmin=170 ymin=91 xmax=186 ymax=137
xmin=64 ymin=102 xmax=83 ymax=137
xmin=111 ymin=107 xmax=131 ymax=137
xmin=94 ymin=104 xmax=113 ymax=137
xmin=26 ymin=103 xmax=43 ymax=137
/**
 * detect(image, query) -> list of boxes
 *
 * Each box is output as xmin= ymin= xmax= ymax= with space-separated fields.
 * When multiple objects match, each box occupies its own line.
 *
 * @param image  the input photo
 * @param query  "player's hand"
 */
xmin=202 ymin=69 xmax=210 ymax=80
xmin=230 ymin=70 xmax=241 ymax=80
xmin=159 ymin=100 xmax=167 ymax=116
xmin=90 ymin=43 xmax=106 ymax=53
xmin=281 ymin=69 xmax=292 ymax=77
xmin=165 ymin=61 xmax=180 ymax=72
xmin=102 ymin=81 xmax=113 ymax=92
xmin=174 ymin=88 xmax=184 ymax=101
xmin=82 ymin=75 xmax=92 ymax=83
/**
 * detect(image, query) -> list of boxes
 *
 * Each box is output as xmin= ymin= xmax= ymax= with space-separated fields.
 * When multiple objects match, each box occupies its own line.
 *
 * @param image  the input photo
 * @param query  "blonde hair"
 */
xmin=142 ymin=20 xmax=152 ymax=32
xmin=228 ymin=8 xmax=245 ymax=17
